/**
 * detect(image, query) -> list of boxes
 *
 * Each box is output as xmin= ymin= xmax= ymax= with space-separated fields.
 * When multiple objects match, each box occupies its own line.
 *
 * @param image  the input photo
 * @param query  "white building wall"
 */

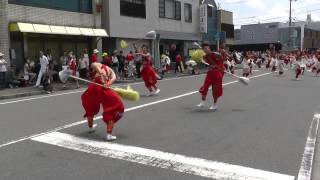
xmin=7 ymin=4 xmax=95 ymax=27
xmin=106 ymin=0 xmax=200 ymax=39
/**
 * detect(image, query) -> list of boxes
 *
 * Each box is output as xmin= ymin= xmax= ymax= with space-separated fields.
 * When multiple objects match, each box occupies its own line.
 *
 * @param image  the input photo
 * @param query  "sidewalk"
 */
xmin=0 ymin=71 xmax=204 ymax=101
xmin=312 ymin=119 xmax=320 ymax=180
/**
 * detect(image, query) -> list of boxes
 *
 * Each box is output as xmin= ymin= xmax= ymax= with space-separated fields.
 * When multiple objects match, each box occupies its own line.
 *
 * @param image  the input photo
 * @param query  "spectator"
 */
xmin=111 ymin=51 xmax=119 ymax=78
xmin=7 ymin=67 xmax=22 ymax=88
xmin=35 ymin=51 xmax=49 ymax=87
xmin=83 ymin=48 xmax=90 ymax=65
xmin=0 ymin=52 xmax=7 ymax=89
xmin=175 ymin=53 xmax=183 ymax=73
xmin=23 ymin=58 xmax=36 ymax=84
xmin=60 ymin=51 xmax=68 ymax=71
xmin=127 ymin=51 xmax=135 ymax=78
xmin=90 ymin=49 xmax=99 ymax=64
xmin=46 ymin=49 xmax=52 ymax=63
xmin=117 ymin=51 xmax=125 ymax=79
xmin=68 ymin=52 xmax=80 ymax=88
xmin=133 ymin=44 xmax=143 ymax=78
xmin=102 ymin=52 xmax=110 ymax=66
xmin=160 ymin=54 xmax=170 ymax=76
xmin=79 ymin=52 xmax=89 ymax=79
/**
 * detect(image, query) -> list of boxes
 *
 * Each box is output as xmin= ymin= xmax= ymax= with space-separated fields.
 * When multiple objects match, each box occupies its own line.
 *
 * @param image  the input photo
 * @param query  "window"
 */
xmin=207 ymin=6 xmax=213 ymax=17
xmin=175 ymin=1 xmax=181 ymax=20
xmin=8 ymin=0 xmax=92 ymax=13
xmin=159 ymin=0 xmax=165 ymax=18
xmin=159 ymin=0 xmax=181 ymax=20
xmin=184 ymin=3 xmax=192 ymax=22
xmin=120 ymin=0 xmax=146 ymax=18
xmin=221 ymin=23 xmax=234 ymax=38
xmin=165 ymin=0 xmax=175 ymax=19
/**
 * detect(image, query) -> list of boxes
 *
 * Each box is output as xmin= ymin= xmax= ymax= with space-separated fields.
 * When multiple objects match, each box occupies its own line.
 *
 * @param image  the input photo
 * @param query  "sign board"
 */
xmin=214 ymin=32 xmax=226 ymax=40
xmin=200 ymin=4 xmax=208 ymax=33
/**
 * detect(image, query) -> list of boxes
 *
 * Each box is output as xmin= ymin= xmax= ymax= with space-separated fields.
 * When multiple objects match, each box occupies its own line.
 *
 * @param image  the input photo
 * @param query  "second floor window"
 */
xmin=159 ymin=0 xmax=181 ymax=20
xmin=120 ymin=0 xmax=146 ymax=18
xmin=184 ymin=3 xmax=192 ymax=22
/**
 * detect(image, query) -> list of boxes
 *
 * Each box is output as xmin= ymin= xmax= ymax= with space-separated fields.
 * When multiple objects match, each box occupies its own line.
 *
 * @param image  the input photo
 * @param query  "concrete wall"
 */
xmin=237 ymin=22 xmax=279 ymax=45
xmin=7 ymin=4 xmax=95 ymax=27
xmin=0 ymin=0 xmax=10 ymax=66
xmin=303 ymin=28 xmax=320 ymax=49
xmin=104 ymin=0 xmax=200 ymax=39
xmin=219 ymin=10 xmax=233 ymax=24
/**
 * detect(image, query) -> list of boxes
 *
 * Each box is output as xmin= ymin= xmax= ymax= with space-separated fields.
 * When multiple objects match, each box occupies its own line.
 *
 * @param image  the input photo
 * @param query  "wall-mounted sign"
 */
xmin=200 ymin=4 xmax=208 ymax=33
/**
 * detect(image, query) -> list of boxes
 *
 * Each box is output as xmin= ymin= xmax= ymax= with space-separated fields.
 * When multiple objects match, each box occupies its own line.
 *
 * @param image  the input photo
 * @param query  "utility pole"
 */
xmin=289 ymin=0 xmax=292 ymax=51
xmin=289 ymin=0 xmax=297 ymax=51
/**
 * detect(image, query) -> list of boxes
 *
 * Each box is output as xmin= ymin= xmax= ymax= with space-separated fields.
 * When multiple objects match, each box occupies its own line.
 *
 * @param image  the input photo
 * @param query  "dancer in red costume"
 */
xmin=81 ymin=62 xmax=124 ymax=141
xmin=139 ymin=45 xmax=160 ymax=96
xmin=197 ymin=43 xmax=224 ymax=111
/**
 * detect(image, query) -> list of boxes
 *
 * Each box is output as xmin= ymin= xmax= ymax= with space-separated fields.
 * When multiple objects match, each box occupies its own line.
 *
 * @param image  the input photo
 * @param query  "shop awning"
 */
xmin=10 ymin=22 xmax=108 ymax=37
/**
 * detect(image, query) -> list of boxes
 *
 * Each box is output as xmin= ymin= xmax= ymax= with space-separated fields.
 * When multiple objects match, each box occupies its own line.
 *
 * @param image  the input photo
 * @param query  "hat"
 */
xmin=0 ymin=52 xmax=4 ymax=57
xmin=93 ymin=49 xmax=99 ymax=54
xmin=102 ymin=52 xmax=108 ymax=57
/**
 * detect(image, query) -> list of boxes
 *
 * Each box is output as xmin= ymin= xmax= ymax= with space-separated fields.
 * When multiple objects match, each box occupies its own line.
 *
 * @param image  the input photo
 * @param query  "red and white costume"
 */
xmin=292 ymin=59 xmax=302 ymax=80
xmin=140 ymin=53 xmax=158 ymax=92
xmin=199 ymin=52 xmax=223 ymax=101
xmin=270 ymin=57 xmax=278 ymax=72
xmin=81 ymin=65 xmax=124 ymax=127
xmin=313 ymin=58 xmax=320 ymax=76
xmin=68 ymin=56 xmax=77 ymax=76
xmin=242 ymin=58 xmax=250 ymax=77
xmin=278 ymin=57 xmax=285 ymax=75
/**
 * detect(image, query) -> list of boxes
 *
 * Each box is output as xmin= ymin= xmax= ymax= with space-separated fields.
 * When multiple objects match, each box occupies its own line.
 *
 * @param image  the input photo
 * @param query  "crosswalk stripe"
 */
xmin=32 ymin=132 xmax=294 ymax=180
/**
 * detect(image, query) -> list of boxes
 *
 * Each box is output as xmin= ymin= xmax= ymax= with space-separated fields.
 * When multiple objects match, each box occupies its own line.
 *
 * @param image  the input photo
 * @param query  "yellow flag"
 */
xmin=120 ymin=40 xmax=128 ymax=49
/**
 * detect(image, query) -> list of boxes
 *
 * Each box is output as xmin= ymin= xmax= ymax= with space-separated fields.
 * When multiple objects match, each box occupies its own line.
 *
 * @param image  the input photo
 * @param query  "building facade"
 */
xmin=201 ymin=0 xmax=218 ymax=47
xmin=234 ymin=20 xmax=320 ymax=51
xmin=2 ymin=0 xmax=107 ymax=71
xmin=102 ymin=0 xmax=202 ymax=67
xmin=217 ymin=9 xmax=234 ymax=47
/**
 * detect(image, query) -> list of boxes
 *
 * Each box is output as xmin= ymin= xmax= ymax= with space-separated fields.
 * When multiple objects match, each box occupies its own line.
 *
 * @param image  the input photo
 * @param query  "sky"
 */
xmin=215 ymin=0 xmax=320 ymax=28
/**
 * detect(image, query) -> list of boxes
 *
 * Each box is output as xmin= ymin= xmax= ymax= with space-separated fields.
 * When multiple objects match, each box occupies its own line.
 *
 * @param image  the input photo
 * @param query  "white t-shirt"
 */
xmin=0 ymin=58 xmax=7 ymax=72
xmin=40 ymin=55 xmax=49 ymax=72
xmin=79 ymin=58 xmax=87 ymax=69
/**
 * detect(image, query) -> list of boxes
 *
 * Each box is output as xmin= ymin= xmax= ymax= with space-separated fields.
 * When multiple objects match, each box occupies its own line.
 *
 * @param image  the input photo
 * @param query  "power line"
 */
xmin=233 ymin=2 xmax=320 ymax=21
xmin=234 ymin=8 xmax=320 ymax=26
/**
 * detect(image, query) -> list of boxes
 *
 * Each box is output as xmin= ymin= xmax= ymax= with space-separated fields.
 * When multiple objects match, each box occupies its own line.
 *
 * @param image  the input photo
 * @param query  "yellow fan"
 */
xmin=120 ymin=40 xmax=128 ymax=49
xmin=113 ymin=85 xmax=140 ymax=102
xmin=191 ymin=49 xmax=206 ymax=63
xmin=58 ymin=70 xmax=140 ymax=102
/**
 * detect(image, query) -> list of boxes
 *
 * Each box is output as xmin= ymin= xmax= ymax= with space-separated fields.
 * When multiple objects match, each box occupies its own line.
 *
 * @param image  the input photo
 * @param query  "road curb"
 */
xmin=0 ymin=72 xmax=205 ymax=101
xmin=0 ymin=91 xmax=47 ymax=101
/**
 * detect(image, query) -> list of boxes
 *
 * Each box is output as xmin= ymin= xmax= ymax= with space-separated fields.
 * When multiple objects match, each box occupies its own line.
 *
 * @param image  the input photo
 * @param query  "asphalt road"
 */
xmin=0 ymin=69 xmax=319 ymax=180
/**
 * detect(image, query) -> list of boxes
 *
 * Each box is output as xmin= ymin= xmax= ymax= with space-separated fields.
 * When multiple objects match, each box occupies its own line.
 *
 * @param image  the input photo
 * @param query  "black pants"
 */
xmin=118 ymin=64 xmax=125 ymax=76
xmin=135 ymin=62 xmax=141 ymax=78
xmin=175 ymin=62 xmax=182 ymax=73
xmin=79 ymin=68 xmax=87 ymax=79
xmin=0 ymin=72 xmax=6 ymax=89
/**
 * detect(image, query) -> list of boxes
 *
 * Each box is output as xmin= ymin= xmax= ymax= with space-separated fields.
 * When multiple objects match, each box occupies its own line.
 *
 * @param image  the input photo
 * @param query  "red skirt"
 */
xmin=81 ymin=83 xmax=124 ymax=124
xmin=141 ymin=65 xmax=158 ymax=88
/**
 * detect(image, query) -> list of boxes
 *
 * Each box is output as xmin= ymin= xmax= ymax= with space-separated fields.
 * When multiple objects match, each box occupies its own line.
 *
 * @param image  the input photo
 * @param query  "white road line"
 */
xmin=0 ymin=74 xmax=205 ymax=105
xmin=0 ymin=68 xmax=246 ymax=105
xmin=32 ymin=132 xmax=295 ymax=180
xmin=0 ymin=72 xmax=271 ymax=149
xmin=297 ymin=113 xmax=320 ymax=180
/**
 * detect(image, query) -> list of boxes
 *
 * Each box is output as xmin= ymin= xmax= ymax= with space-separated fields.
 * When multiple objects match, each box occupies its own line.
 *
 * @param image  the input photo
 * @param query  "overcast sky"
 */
xmin=215 ymin=0 xmax=320 ymax=28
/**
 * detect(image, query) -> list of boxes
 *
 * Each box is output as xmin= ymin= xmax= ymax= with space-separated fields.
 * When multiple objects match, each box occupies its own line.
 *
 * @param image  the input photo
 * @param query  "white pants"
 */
xmin=36 ymin=70 xmax=46 ymax=86
xmin=127 ymin=61 xmax=135 ymax=77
